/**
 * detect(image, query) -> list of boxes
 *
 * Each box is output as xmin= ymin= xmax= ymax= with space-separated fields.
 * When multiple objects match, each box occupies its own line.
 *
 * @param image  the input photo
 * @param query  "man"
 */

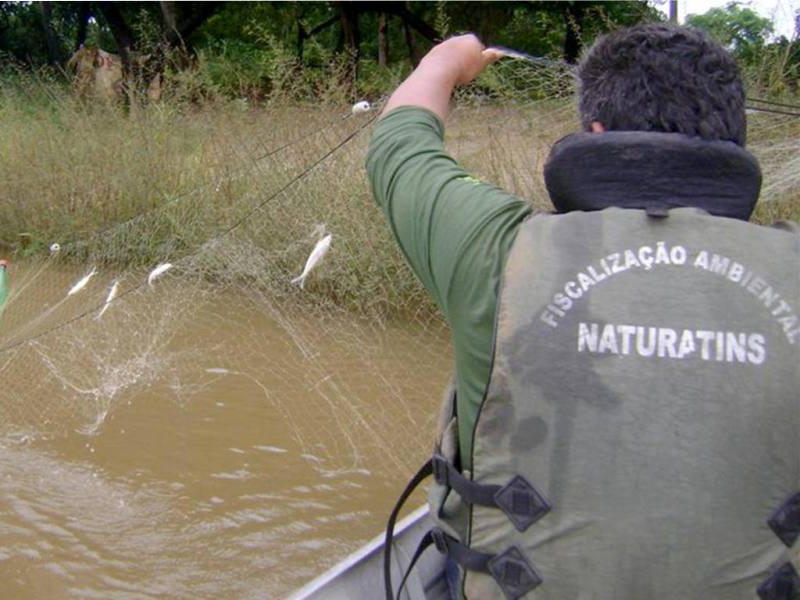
xmin=368 ymin=24 xmax=798 ymax=600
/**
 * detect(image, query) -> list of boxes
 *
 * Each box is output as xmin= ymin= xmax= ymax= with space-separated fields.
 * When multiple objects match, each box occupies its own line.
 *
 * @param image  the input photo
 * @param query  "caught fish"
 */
xmin=291 ymin=233 xmax=332 ymax=290
xmin=95 ymin=279 xmax=119 ymax=320
xmin=67 ymin=267 xmax=97 ymax=296
xmin=0 ymin=259 xmax=9 ymax=322
xmin=147 ymin=262 xmax=173 ymax=287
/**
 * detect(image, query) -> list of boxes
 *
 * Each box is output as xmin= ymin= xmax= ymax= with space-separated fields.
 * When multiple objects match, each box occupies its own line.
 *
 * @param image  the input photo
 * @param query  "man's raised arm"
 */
xmin=381 ymin=34 xmax=503 ymax=121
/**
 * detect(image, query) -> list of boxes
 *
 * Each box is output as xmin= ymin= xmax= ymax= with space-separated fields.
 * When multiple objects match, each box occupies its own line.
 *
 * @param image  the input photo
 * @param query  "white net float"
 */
xmin=351 ymin=100 xmax=371 ymax=115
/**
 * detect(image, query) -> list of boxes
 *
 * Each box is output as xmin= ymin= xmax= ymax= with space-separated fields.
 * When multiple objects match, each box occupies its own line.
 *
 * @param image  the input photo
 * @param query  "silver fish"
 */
xmin=147 ymin=262 xmax=173 ymax=287
xmin=95 ymin=279 xmax=119 ymax=319
xmin=67 ymin=267 xmax=97 ymax=296
xmin=291 ymin=233 xmax=332 ymax=290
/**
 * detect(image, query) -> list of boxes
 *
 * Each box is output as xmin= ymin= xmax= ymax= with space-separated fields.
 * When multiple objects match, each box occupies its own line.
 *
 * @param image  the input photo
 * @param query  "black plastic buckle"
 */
xmin=432 ymin=454 xmax=449 ymax=487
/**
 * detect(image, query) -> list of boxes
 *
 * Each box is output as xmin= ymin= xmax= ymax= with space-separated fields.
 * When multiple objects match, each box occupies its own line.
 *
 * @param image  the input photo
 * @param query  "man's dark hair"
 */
xmin=577 ymin=23 xmax=747 ymax=145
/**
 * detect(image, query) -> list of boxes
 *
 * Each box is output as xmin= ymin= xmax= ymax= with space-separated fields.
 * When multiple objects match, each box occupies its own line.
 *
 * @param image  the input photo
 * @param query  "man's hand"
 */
xmin=422 ymin=34 xmax=504 ymax=86
xmin=381 ymin=34 xmax=504 ymax=121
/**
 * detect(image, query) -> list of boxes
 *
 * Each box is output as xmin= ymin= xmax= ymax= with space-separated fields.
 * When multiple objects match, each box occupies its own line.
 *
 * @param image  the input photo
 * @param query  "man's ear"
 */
xmin=590 ymin=121 xmax=605 ymax=133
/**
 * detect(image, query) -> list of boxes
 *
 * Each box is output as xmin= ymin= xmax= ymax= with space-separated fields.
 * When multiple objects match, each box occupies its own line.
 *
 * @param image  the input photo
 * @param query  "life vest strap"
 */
xmin=384 ymin=459 xmax=433 ymax=600
xmin=428 ymin=528 xmax=543 ymax=599
xmin=385 ymin=456 xmax=552 ymax=599
xmin=433 ymin=454 xmax=552 ymax=533
xmin=393 ymin=529 xmax=438 ymax=600
xmin=395 ymin=527 xmax=545 ymax=600
xmin=432 ymin=453 xmax=499 ymax=506
xmin=429 ymin=527 xmax=492 ymax=572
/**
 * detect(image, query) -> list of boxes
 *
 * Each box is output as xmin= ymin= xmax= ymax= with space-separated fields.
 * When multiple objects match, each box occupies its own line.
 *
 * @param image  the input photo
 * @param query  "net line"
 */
xmin=0 ymin=54 xmax=797 ymax=476
xmin=0 ymin=97 xmax=378 ymax=344
xmin=0 ymin=110 xmax=379 ymax=355
xmin=52 ymin=109 xmax=364 ymax=252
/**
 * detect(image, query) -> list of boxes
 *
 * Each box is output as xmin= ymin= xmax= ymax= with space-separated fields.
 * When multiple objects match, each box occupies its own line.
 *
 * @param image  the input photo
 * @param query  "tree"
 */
xmin=91 ymin=1 xmax=223 ymax=102
xmin=686 ymin=2 xmax=774 ymax=60
xmin=74 ymin=2 xmax=90 ymax=51
xmin=39 ymin=2 xmax=62 ymax=65
xmin=563 ymin=1 xmax=585 ymax=64
xmin=0 ymin=1 xmax=97 ymax=66
xmin=95 ymin=1 xmax=135 ymax=77
xmin=0 ymin=0 xmax=671 ymax=98
xmin=377 ymin=12 xmax=388 ymax=66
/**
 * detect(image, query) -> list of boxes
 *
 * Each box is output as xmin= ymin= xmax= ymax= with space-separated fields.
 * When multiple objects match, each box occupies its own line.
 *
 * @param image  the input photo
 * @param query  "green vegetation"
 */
xmin=0 ymin=2 xmax=797 ymax=318
xmin=687 ymin=2 xmax=775 ymax=56
xmin=687 ymin=2 xmax=799 ymax=95
xmin=0 ymin=64 xmax=568 ymax=319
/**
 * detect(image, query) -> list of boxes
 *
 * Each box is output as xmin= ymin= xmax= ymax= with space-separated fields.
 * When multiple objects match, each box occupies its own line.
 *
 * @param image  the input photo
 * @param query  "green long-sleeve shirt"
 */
xmin=366 ymin=107 xmax=532 ymax=469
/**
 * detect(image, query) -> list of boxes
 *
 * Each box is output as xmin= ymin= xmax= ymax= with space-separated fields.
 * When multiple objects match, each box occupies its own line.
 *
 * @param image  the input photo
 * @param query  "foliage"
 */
xmin=685 ymin=2 xmax=799 ymax=94
xmin=0 ymin=2 xmax=49 ymax=63
xmin=741 ymin=37 xmax=800 ymax=95
xmin=686 ymin=2 xmax=774 ymax=60
xmin=0 ymin=2 xmax=665 ymax=70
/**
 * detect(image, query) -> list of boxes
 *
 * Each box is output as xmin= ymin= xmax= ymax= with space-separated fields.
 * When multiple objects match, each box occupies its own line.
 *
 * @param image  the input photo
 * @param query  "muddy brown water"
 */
xmin=0 ymin=264 xmax=452 ymax=599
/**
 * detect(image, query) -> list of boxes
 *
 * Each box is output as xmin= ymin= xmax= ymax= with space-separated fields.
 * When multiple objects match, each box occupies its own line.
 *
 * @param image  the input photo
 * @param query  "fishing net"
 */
xmin=0 ymin=55 xmax=798 ymax=476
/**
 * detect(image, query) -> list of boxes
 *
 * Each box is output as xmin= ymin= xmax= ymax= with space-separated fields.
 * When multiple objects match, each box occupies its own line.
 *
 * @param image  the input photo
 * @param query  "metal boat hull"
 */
xmin=291 ymin=505 xmax=448 ymax=599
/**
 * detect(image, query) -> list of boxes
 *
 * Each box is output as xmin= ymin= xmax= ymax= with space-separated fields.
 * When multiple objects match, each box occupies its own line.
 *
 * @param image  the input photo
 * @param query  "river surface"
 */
xmin=0 ymin=264 xmax=452 ymax=599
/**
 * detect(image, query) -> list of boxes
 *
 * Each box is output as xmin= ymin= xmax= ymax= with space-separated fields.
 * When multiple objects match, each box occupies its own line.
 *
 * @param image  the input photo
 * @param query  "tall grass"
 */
xmin=0 ymin=55 xmax=797 ymax=319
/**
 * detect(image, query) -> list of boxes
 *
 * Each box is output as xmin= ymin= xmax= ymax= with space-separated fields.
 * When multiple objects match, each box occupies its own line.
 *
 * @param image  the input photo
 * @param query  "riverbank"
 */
xmin=2 ymin=73 xmax=798 ymax=320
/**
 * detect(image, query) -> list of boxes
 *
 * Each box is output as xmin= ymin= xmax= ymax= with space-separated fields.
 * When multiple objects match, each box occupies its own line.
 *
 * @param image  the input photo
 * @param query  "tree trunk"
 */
xmin=297 ymin=14 xmax=339 ymax=60
xmin=39 ymin=2 xmax=61 ymax=65
xmin=96 ymin=2 xmax=136 ymax=106
xmin=378 ymin=13 xmax=388 ymax=66
xmin=339 ymin=4 xmax=360 ymax=57
xmin=170 ymin=2 xmax=221 ymax=48
xmin=403 ymin=14 xmax=419 ymax=67
xmin=297 ymin=20 xmax=306 ymax=59
xmin=74 ymin=2 xmax=90 ymax=52
xmin=96 ymin=2 xmax=135 ymax=75
xmin=393 ymin=2 xmax=440 ymax=43
xmin=344 ymin=2 xmax=439 ymax=42
xmin=339 ymin=3 xmax=360 ymax=96
xmin=563 ymin=1 xmax=584 ymax=64
xmin=160 ymin=1 xmax=178 ymax=37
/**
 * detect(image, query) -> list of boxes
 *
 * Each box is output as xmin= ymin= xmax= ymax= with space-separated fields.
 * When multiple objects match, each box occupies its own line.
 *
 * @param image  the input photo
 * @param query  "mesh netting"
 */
xmin=0 ymin=56 xmax=798 ymax=475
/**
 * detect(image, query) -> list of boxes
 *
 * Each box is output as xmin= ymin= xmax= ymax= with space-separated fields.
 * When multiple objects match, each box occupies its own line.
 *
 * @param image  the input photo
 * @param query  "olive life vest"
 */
xmin=387 ymin=208 xmax=799 ymax=600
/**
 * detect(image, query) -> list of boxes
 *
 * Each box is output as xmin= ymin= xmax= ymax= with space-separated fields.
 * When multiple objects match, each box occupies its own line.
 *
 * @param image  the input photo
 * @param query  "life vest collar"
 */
xmin=544 ymin=130 xmax=762 ymax=221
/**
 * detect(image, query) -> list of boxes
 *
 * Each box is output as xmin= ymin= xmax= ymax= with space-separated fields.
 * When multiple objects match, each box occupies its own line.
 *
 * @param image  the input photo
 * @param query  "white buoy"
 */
xmin=351 ymin=100 xmax=371 ymax=115
xmin=291 ymin=232 xmax=332 ymax=290
xmin=147 ymin=262 xmax=173 ymax=287
xmin=67 ymin=267 xmax=97 ymax=296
